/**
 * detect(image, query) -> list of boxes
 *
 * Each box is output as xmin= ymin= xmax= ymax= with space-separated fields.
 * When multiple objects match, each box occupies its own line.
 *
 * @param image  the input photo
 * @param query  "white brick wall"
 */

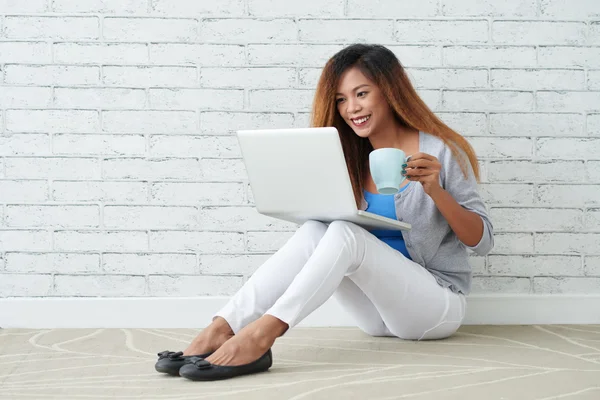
xmin=1 ymin=0 xmax=599 ymax=298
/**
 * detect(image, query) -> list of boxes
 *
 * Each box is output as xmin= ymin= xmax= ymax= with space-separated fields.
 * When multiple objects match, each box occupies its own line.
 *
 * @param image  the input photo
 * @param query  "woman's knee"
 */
xmin=299 ymin=220 xmax=328 ymax=239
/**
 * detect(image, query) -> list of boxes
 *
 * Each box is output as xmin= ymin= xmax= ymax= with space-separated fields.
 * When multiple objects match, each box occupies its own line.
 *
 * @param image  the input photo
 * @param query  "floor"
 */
xmin=1 ymin=326 xmax=599 ymax=399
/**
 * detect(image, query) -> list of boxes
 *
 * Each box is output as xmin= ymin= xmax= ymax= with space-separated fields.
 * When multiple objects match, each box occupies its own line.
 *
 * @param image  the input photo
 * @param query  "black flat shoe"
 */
xmin=179 ymin=349 xmax=272 ymax=381
xmin=155 ymin=350 xmax=213 ymax=376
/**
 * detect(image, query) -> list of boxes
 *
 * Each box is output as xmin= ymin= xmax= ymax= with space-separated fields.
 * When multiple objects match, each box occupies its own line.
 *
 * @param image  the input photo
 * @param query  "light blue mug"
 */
xmin=369 ymin=148 xmax=408 ymax=195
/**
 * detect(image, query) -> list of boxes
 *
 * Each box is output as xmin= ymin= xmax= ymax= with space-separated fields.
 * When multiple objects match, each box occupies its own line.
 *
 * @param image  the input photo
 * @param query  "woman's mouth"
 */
xmin=351 ymin=115 xmax=371 ymax=127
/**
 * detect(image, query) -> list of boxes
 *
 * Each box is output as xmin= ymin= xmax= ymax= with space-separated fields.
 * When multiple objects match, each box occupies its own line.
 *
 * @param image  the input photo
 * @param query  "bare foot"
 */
xmin=183 ymin=317 xmax=234 ymax=356
xmin=205 ymin=315 xmax=288 ymax=366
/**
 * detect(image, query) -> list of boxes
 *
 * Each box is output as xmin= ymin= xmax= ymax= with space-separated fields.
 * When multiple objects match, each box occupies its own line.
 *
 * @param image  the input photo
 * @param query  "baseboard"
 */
xmin=1 ymin=294 xmax=599 ymax=328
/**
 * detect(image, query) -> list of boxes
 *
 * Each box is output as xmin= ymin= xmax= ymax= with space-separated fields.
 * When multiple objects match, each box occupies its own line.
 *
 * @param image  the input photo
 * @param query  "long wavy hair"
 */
xmin=310 ymin=44 xmax=480 ymax=208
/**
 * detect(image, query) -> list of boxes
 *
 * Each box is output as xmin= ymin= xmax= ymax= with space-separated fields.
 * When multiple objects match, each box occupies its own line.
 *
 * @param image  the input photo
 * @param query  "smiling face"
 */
xmin=335 ymin=66 xmax=395 ymax=139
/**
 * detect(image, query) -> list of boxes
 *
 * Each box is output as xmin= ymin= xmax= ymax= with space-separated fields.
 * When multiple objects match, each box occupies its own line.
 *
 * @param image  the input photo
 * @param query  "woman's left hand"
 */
xmin=402 ymin=152 xmax=443 ymax=196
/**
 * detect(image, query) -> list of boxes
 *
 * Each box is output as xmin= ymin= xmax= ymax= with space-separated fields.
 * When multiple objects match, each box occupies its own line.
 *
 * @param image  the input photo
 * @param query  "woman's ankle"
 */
xmin=211 ymin=316 xmax=235 ymax=336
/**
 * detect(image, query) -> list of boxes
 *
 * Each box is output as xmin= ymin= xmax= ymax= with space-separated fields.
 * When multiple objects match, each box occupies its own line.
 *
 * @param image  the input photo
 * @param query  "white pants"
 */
xmin=215 ymin=220 xmax=467 ymax=340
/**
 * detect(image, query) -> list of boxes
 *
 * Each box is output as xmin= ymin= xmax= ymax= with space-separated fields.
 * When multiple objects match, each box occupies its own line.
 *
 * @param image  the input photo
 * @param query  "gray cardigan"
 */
xmin=359 ymin=131 xmax=494 ymax=295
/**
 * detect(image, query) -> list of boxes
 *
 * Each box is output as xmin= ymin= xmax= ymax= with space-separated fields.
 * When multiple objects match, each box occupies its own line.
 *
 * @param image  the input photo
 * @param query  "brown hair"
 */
xmin=310 ymin=43 xmax=480 ymax=208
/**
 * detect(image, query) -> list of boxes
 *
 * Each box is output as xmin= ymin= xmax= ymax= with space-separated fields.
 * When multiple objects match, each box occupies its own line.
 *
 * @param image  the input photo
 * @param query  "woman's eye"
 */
xmin=335 ymin=98 xmax=344 ymax=104
xmin=357 ymin=91 xmax=367 ymax=97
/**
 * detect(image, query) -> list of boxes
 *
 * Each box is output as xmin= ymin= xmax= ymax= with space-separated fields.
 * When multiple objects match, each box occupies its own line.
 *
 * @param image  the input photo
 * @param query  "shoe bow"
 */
xmin=193 ymin=359 xmax=212 ymax=370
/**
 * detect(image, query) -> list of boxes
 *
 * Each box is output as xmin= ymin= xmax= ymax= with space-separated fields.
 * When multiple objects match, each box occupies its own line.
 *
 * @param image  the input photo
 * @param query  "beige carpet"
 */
xmin=1 ymin=326 xmax=599 ymax=399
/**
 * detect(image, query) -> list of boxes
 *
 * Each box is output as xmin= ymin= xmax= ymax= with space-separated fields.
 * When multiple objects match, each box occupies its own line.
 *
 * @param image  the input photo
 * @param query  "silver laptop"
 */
xmin=236 ymin=127 xmax=411 ymax=231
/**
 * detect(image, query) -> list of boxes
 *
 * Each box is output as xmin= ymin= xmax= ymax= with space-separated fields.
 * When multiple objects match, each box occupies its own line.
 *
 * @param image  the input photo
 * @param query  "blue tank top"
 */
xmin=363 ymin=184 xmax=412 ymax=260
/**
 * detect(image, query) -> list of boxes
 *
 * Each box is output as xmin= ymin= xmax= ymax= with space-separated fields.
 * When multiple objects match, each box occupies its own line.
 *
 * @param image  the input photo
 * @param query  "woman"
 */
xmin=155 ymin=43 xmax=494 ymax=381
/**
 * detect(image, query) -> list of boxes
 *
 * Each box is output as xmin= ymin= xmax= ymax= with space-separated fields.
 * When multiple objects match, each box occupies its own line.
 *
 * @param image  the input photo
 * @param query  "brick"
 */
xmin=248 ymin=44 xmax=343 ymax=66
xmin=0 ymin=42 xmax=50 ymax=63
xmin=538 ymin=47 xmax=600 ymax=68
xmin=104 ymin=206 xmax=198 ymax=229
xmin=537 ymin=92 xmax=600 ymax=112
xmin=4 ymin=17 xmax=98 ymax=40
xmin=348 ymin=0 xmax=437 ymax=17
xmin=53 ymin=134 xmax=145 ymax=156
xmin=0 ymin=181 xmax=48 ymax=202
xmin=294 ymin=113 xmax=311 ymax=128
xmin=201 ymin=68 xmax=296 ymax=89
xmin=585 ymin=256 xmax=600 ymax=275
xmin=103 ymin=18 xmax=197 ymax=42
xmin=471 ymin=277 xmax=531 ymax=293
xmin=6 ymin=205 xmax=99 ymax=228
xmin=0 ymin=231 xmax=51 ymax=252
xmin=200 ymin=112 xmax=294 ymax=135
xmin=537 ymin=138 xmax=600 ymax=159
xmin=52 ymin=0 xmax=148 ymax=13
xmin=0 ymin=134 xmax=50 ymax=156
xmin=4 ymin=65 xmax=100 ymax=86
xmin=444 ymin=46 xmax=536 ymax=67
xmin=589 ymin=71 xmax=600 ymax=90
xmin=585 ymin=208 xmax=600 ymax=230
xmin=203 ymin=19 xmax=296 ymax=43
xmin=491 ymin=69 xmax=585 ymax=90
xmin=467 ymin=137 xmax=533 ymax=159
xmin=149 ymin=88 xmax=243 ymax=110
xmin=298 ymin=19 xmax=394 ymax=43
xmin=587 ymin=161 xmax=600 ymax=182
xmin=491 ymin=208 xmax=583 ymax=231
xmin=199 ymin=254 xmax=270 ymax=276
xmin=5 ymin=253 xmax=100 ymax=274
xmin=54 ymin=275 xmax=146 ymax=296
xmin=103 ymin=111 xmax=197 ymax=134
xmin=406 ymin=68 xmax=488 ymax=89
xmin=437 ymin=112 xmax=487 ymax=136
xmin=493 ymin=233 xmax=535 ymax=254
xmin=0 ymin=274 xmax=53 ymax=297
xmin=536 ymin=233 xmax=600 ymax=254
xmin=149 ymin=136 xmax=240 ymax=157
xmin=149 ymin=275 xmax=243 ymax=296
xmin=591 ymin=22 xmax=600 ymax=45
xmin=0 ymin=0 xmax=46 ymax=12
xmin=250 ymin=0 xmax=344 ymax=16
xmin=6 ymin=110 xmax=99 ymax=133
xmin=5 ymin=158 xmax=100 ymax=180
xmin=388 ymin=45 xmax=442 ymax=67
xmin=589 ymin=114 xmax=600 ymax=135
xmin=396 ymin=20 xmax=488 ymax=43
xmin=103 ymin=66 xmax=197 ymax=87
xmin=151 ymin=0 xmax=245 ymax=15
xmin=0 ymin=87 xmax=52 ymax=108
xmin=441 ymin=0 xmax=536 ymax=16
xmin=442 ymin=90 xmax=533 ymax=112
xmin=298 ymin=68 xmax=322 ymax=89
xmin=539 ymin=0 xmax=600 ymax=18
xmin=247 ymin=231 xmax=295 ymax=252
xmin=249 ymin=89 xmax=314 ymax=111
xmin=54 ymin=231 xmax=148 ymax=252
xmin=199 ymin=206 xmax=298 ymax=230
xmin=492 ymin=21 xmax=586 ymax=45
xmin=537 ymin=185 xmax=600 ymax=207
xmin=490 ymin=113 xmax=584 ymax=136
xmin=103 ymin=253 xmax=196 ymax=275
xmin=103 ymin=158 xmax=201 ymax=180
xmin=417 ymin=90 xmax=442 ymax=110
xmin=54 ymin=43 xmax=148 ymax=64
xmin=149 ymin=231 xmax=245 ymax=252
xmin=54 ymin=88 xmax=146 ymax=109
xmin=53 ymin=181 xmax=147 ymax=203
xmin=488 ymin=161 xmax=585 ymax=183
xmin=150 ymin=182 xmax=245 ymax=205
xmin=533 ymin=277 xmax=600 ymax=294
xmin=150 ymin=44 xmax=245 ymax=66
xmin=200 ymin=159 xmax=246 ymax=181
xmin=478 ymin=183 xmax=534 ymax=206
xmin=489 ymin=255 xmax=583 ymax=276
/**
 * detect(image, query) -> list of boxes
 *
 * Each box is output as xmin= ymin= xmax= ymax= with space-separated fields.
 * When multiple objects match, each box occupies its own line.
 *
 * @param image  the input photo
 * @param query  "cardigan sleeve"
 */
xmin=441 ymin=145 xmax=494 ymax=256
